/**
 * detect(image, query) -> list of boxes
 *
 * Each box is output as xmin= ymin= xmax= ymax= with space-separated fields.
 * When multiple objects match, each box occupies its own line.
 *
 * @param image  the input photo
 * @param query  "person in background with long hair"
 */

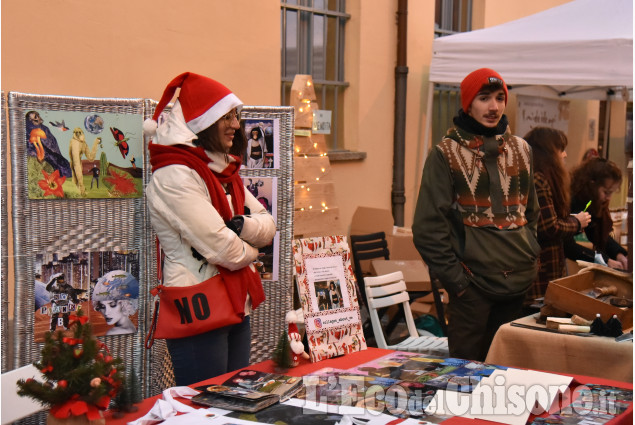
xmin=564 ymin=157 xmax=628 ymax=269
xmin=523 ymin=127 xmax=591 ymax=308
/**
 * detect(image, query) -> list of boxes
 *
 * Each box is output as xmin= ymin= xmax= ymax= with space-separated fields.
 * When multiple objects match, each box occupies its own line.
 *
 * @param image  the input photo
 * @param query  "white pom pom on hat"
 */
xmin=285 ymin=310 xmax=297 ymax=323
xmin=143 ymin=72 xmax=242 ymax=137
xmin=143 ymin=118 xmax=158 ymax=136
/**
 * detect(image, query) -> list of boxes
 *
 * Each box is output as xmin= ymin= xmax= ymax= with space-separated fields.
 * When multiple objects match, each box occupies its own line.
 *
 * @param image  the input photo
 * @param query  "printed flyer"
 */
xmin=292 ymin=236 xmax=366 ymax=362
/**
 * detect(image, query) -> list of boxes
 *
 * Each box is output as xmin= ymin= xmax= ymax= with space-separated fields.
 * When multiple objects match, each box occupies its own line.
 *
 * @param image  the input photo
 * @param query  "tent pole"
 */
xmin=417 ymin=81 xmax=435 ymax=190
xmin=602 ymin=99 xmax=612 ymax=159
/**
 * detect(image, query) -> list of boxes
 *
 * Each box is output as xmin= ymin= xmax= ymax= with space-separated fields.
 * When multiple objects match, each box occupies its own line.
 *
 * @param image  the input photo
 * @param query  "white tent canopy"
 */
xmin=429 ymin=0 xmax=633 ymax=100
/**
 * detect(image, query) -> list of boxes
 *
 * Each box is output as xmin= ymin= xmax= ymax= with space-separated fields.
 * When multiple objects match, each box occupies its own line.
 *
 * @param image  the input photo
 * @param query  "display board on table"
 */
xmin=4 ymin=92 xmax=295 ymax=403
xmin=5 ymin=92 xmax=148 ymax=413
xmin=292 ymin=235 xmax=367 ymax=362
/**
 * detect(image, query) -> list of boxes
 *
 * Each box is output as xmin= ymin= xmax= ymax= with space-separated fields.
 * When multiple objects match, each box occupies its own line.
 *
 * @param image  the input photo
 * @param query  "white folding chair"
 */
xmin=364 ymin=271 xmax=449 ymax=356
xmin=1 ymin=364 xmax=46 ymax=424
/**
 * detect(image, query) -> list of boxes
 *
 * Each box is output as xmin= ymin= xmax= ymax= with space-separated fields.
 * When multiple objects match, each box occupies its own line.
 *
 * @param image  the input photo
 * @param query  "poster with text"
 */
xmin=34 ymin=250 xmax=140 ymax=341
xmin=516 ymin=95 xmax=569 ymax=139
xmin=292 ymin=236 xmax=366 ymax=362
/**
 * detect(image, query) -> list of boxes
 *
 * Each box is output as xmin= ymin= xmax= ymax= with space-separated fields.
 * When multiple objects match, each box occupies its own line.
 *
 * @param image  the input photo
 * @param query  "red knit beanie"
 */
xmin=460 ymin=68 xmax=508 ymax=112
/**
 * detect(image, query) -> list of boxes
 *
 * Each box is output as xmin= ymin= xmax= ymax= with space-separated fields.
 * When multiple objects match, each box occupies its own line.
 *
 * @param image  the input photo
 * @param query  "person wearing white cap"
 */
xmin=144 ymin=72 xmax=276 ymax=385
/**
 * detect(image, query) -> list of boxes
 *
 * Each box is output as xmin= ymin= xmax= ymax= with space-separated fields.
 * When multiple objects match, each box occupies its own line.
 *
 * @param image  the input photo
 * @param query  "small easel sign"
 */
xmin=292 ymin=235 xmax=367 ymax=362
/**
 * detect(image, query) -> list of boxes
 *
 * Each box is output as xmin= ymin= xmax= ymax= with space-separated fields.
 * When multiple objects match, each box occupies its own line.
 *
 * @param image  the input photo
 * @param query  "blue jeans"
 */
xmin=166 ymin=316 xmax=251 ymax=386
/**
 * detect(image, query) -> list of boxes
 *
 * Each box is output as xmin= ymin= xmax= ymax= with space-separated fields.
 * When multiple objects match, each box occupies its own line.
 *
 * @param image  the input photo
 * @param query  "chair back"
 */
xmin=350 ymin=232 xmax=390 ymax=306
xmin=1 ymin=364 xmax=45 ymax=424
xmin=364 ymin=271 xmax=419 ymax=349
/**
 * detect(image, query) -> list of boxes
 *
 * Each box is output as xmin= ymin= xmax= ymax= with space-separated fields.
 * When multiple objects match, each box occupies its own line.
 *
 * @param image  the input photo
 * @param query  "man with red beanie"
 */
xmin=412 ymin=68 xmax=540 ymax=361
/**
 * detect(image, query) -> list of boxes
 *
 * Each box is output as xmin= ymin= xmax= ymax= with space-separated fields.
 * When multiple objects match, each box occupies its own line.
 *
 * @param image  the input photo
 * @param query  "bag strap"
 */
xmin=145 ymin=238 xmax=165 ymax=349
xmin=144 ymin=298 xmax=160 ymax=349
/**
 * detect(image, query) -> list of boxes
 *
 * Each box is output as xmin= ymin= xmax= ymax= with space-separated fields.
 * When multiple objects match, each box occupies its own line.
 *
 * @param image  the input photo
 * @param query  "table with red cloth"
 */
xmin=106 ymin=347 xmax=633 ymax=425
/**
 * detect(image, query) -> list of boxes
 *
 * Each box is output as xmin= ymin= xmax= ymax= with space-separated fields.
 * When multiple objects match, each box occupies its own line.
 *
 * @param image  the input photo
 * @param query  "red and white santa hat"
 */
xmin=143 ymin=72 xmax=242 ymax=136
xmin=288 ymin=322 xmax=300 ymax=337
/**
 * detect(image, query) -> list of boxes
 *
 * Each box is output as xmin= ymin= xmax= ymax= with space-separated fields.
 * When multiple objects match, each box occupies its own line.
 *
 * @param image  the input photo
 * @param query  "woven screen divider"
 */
xmin=7 ymin=93 xmax=149 ymax=415
xmin=141 ymin=100 xmax=174 ymax=394
xmin=1 ymin=92 xmax=9 ymax=373
xmin=5 ymin=95 xmax=295 ymax=404
xmin=239 ymin=106 xmax=295 ymax=364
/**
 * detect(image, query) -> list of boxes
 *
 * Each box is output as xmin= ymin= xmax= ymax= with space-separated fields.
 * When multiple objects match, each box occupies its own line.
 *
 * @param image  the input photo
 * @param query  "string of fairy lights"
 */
xmin=292 ymin=77 xmax=332 ymax=215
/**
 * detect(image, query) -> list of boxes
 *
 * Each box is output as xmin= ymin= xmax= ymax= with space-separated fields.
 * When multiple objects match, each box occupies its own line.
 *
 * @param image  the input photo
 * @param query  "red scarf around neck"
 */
xmin=149 ymin=142 xmax=265 ymax=313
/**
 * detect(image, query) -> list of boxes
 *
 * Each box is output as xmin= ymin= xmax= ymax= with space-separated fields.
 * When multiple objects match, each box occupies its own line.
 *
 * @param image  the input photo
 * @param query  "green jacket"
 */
xmin=413 ymin=125 xmax=540 ymax=298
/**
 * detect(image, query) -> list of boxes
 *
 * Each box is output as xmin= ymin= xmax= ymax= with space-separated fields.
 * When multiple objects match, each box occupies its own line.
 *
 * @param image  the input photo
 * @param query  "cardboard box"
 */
xmin=543 ymin=267 xmax=633 ymax=329
xmin=370 ymin=259 xmax=431 ymax=292
xmin=349 ymin=206 xmax=421 ymax=261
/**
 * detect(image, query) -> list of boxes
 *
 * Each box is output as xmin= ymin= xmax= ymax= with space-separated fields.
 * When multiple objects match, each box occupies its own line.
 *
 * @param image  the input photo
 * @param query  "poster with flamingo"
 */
xmin=25 ymin=108 xmax=143 ymax=199
xmin=292 ymin=236 xmax=367 ymax=362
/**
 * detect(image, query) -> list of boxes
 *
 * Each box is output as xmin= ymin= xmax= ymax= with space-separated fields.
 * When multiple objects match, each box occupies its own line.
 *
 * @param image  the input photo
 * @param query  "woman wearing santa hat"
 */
xmin=144 ymin=72 xmax=276 ymax=385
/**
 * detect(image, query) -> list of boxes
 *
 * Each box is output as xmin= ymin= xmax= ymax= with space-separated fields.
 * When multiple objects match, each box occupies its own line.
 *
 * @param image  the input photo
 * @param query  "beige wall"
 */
xmin=607 ymin=102 xmax=630 ymax=209
xmin=334 ymin=0 xmax=437 ymax=233
xmin=1 ymin=0 xmax=280 ymax=320
xmin=473 ymin=0 xmax=573 ymax=28
xmin=1 ymin=0 xmax=280 ymax=103
xmin=2 ymin=0 xmax=626 ymax=255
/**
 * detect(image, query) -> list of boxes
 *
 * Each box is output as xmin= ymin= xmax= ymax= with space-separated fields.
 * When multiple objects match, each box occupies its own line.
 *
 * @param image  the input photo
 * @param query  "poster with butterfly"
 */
xmin=292 ymin=236 xmax=367 ymax=362
xmin=25 ymin=108 xmax=143 ymax=199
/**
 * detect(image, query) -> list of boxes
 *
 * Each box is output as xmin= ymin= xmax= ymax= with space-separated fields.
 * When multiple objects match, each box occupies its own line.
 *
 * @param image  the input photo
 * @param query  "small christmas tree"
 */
xmin=111 ymin=369 xmax=139 ymax=418
xmin=128 ymin=369 xmax=142 ymax=404
xmin=16 ymin=310 xmax=124 ymax=422
xmin=271 ymin=329 xmax=293 ymax=370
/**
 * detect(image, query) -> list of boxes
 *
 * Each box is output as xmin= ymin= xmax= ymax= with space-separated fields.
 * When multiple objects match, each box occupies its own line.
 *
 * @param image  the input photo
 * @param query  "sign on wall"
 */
xmin=516 ymin=95 xmax=569 ymax=138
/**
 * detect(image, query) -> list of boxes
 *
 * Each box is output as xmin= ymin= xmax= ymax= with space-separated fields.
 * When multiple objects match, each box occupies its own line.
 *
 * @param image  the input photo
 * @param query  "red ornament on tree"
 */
xmin=57 ymin=380 xmax=68 ymax=389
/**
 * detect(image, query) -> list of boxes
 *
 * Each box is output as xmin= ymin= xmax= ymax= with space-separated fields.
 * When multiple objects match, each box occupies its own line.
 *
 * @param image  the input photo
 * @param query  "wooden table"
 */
xmin=486 ymin=314 xmax=633 ymax=382
xmin=371 ymin=259 xmax=431 ymax=291
xmin=107 ymin=347 xmax=633 ymax=425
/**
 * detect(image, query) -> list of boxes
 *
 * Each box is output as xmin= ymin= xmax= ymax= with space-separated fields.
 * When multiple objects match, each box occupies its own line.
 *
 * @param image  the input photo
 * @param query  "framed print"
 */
xmin=34 ymin=250 xmax=140 ymax=342
xmin=23 ymin=108 xmax=143 ymax=199
xmin=293 ymin=236 xmax=367 ymax=362
xmin=235 ymin=107 xmax=294 ymax=367
xmin=8 ymin=92 xmax=148 ymax=396
xmin=243 ymin=176 xmax=277 ymax=221
xmin=256 ymin=231 xmax=279 ymax=283
xmin=244 ymin=119 xmax=279 ymax=169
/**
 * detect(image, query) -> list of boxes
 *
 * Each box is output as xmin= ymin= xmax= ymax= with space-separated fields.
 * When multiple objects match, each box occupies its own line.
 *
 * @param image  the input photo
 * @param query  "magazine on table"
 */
xmin=220 ymin=369 xmax=304 ymax=401
xmin=191 ymin=370 xmax=303 ymax=412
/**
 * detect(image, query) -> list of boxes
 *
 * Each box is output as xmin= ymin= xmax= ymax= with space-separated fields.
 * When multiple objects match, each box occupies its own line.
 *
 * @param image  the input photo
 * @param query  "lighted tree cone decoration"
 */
xmin=294 ymin=133 xmax=329 ymax=156
xmin=290 ymin=74 xmax=341 ymax=237
xmin=290 ymin=75 xmax=317 ymax=129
